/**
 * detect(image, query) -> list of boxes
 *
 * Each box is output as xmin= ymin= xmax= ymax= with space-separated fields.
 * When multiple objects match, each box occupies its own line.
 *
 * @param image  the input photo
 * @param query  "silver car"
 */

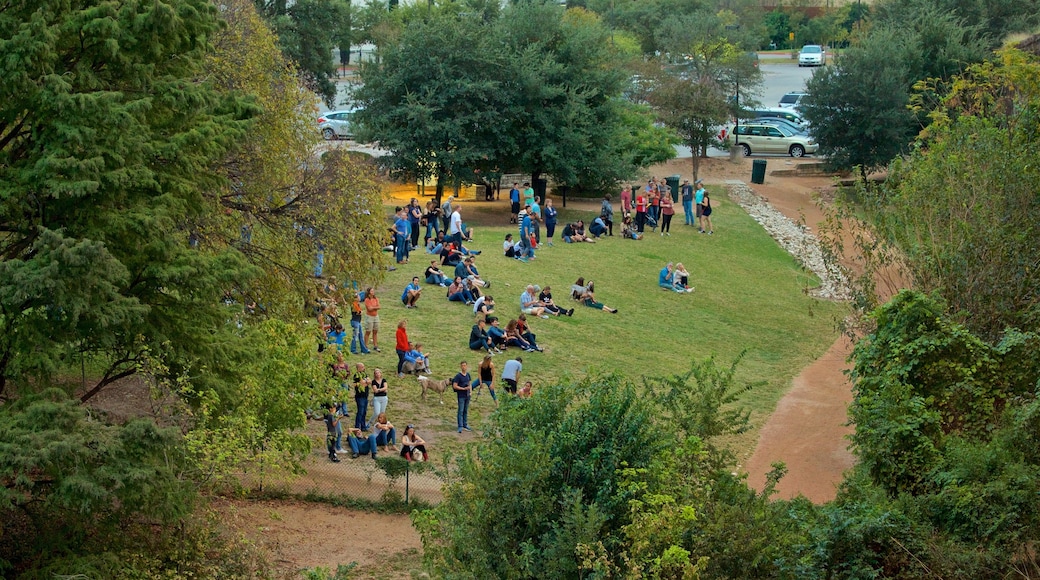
xmin=728 ymin=123 xmax=818 ymax=157
xmin=317 ymin=108 xmax=361 ymax=140
xmin=798 ymin=45 xmax=825 ymax=67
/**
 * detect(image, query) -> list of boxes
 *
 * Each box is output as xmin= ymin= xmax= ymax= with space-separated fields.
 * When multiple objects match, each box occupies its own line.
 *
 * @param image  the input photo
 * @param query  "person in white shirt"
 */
xmin=449 ymin=203 xmax=463 ymax=246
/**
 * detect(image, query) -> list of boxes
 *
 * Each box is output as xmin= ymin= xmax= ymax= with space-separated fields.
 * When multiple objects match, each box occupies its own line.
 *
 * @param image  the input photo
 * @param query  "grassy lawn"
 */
xmin=322 ymin=187 xmax=847 ymax=463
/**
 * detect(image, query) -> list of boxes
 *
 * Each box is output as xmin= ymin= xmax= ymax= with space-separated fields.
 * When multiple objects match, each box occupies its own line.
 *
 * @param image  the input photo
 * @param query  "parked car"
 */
xmin=727 ymin=122 xmax=818 ymax=157
xmin=317 ymin=108 xmax=362 ymax=140
xmin=778 ymin=91 xmax=808 ymax=109
xmin=744 ymin=107 xmax=807 ymax=128
xmin=750 ymin=117 xmax=809 ymax=136
xmin=798 ymin=45 xmax=825 ymax=67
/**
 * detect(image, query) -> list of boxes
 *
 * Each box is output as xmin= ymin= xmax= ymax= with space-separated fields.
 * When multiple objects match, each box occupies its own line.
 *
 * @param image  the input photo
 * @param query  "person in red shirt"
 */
xmin=635 ymin=191 xmax=648 ymax=233
xmin=395 ymin=319 xmax=410 ymax=377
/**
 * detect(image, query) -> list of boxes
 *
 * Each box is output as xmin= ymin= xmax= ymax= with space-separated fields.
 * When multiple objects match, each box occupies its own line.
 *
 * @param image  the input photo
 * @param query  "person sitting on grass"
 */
xmin=485 ymin=317 xmax=507 ymax=350
xmin=520 ymin=284 xmax=548 ymax=318
xmin=427 ymin=230 xmax=446 ymax=254
xmin=455 ymin=256 xmax=490 ymax=289
xmin=505 ymin=319 xmax=541 ymax=352
xmin=519 ymin=380 xmax=533 ymax=398
xmin=401 ymin=277 xmax=422 ymax=308
xmin=622 ymin=215 xmax=643 ymax=240
xmin=469 ymin=318 xmax=495 ymax=353
xmin=589 ymin=216 xmax=608 ymax=238
xmin=503 ymin=233 xmax=523 ymax=258
xmin=425 ymin=261 xmax=450 ymax=286
xmin=571 ymin=277 xmax=619 ymax=313
xmin=447 ymin=276 xmax=475 ymax=305
xmin=673 ymin=262 xmax=694 ymax=293
xmin=659 ymin=262 xmax=675 ymax=290
xmin=403 ymin=343 xmax=431 ymax=374
xmin=516 ymin=314 xmax=543 ymax=351
xmin=400 ymin=424 xmax=428 ymax=461
xmin=538 ymin=285 xmax=573 ymax=317
xmin=346 ymin=427 xmax=379 ymax=459
xmin=474 ymin=295 xmax=495 ymax=320
xmin=372 ymin=412 xmax=398 ymax=453
xmin=440 ymin=242 xmax=464 ymax=267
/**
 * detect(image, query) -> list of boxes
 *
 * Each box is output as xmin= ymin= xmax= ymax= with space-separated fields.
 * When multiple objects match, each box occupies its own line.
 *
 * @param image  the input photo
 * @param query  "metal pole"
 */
xmin=405 ymin=460 xmax=410 ymax=504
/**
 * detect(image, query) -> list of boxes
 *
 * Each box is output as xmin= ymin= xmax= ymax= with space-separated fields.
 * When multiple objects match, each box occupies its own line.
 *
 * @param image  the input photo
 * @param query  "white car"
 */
xmin=317 ymin=108 xmax=362 ymax=140
xmin=798 ymin=45 xmax=825 ymax=67
xmin=778 ymin=91 xmax=808 ymax=109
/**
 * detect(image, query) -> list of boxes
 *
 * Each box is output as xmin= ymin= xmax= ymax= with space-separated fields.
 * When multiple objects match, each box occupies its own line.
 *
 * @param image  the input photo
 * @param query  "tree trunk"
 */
xmin=434 ymin=163 xmax=446 ymax=206
xmin=690 ymin=142 xmax=701 ymax=182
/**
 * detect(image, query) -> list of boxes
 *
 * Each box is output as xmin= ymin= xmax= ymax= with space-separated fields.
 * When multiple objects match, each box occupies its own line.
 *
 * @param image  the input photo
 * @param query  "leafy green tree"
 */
xmin=354 ymin=13 xmax=505 ymax=203
xmin=875 ymin=0 xmax=1040 ymax=50
xmin=763 ymin=10 xmax=792 ymax=49
xmin=586 ymin=0 xmax=710 ymax=55
xmin=0 ymin=0 xmax=256 ymax=400
xmin=415 ymin=376 xmax=673 ymax=577
xmin=495 ymin=4 xmax=648 ymax=189
xmin=800 ymin=27 xmax=918 ymax=181
xmin=254 ymin=0 xmax=350 ymax=106
xmin=206 ymin=0 xmax=388 ymax=315
xmin=416 ymin=359 xmax=769 ymax=578
xmin=0 ymin=390 xmax=196 ymax=565
xmin=867 ymin=51 xmax=1040 ymax=340
xmin=824 ymin=290 xmax=1040 ymax=578
xmin=646 ymin=67 xmax=730 ymax=180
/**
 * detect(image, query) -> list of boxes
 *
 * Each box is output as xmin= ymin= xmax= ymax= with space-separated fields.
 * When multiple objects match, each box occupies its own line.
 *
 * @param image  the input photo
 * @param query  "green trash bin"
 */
xmin=751 ymin=159 xmax=767 ymax=184
xmin=665 ymin=175 xmax=681 ymax=202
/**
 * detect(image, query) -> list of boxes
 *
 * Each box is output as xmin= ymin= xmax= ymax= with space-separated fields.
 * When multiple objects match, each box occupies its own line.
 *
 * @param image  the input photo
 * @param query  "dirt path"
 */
xmin=742 ymin=336 xmax=855 ymax=502
xmin=214 ymin=497 xmax=422 ymax=578
xmin=702 ymin=159 xmax=856 ymax=503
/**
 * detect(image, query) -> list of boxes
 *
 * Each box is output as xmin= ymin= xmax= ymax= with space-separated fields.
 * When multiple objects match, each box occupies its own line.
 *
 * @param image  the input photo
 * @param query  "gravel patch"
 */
xmin=725 ymin=180 xmax=851 ymax=301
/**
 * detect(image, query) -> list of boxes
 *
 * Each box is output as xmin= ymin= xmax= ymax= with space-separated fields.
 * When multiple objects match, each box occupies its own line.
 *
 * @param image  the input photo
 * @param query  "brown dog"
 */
xmin=417 ymin=375 xmax=449 ymax=404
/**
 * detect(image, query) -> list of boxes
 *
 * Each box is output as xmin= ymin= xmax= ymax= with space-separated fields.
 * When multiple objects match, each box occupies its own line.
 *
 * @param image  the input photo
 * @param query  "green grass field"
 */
xmin=332 ymin=188 xmax=847 ymax=459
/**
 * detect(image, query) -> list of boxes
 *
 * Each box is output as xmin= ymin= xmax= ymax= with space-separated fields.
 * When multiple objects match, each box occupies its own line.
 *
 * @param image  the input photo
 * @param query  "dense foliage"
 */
xmin=355 ymin=4 xmax=675 ymax=199
xmin=0 ymin=0 xmax=256 ymax=400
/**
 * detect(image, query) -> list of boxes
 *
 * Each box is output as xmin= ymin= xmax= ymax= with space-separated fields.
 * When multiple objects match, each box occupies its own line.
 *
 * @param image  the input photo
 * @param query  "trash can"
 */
xmin=751 ymin=159 xmax=767 ymax=184
xmin=665 ymin=175 xmax=681 ymax=202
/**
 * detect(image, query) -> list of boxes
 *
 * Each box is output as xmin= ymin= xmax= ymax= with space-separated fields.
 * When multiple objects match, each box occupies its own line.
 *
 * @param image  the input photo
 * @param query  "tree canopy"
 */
xmin=355 ymin=4 xmax=674 ymax=198
xmin=0 ymin=0 xmax=256 ymax=399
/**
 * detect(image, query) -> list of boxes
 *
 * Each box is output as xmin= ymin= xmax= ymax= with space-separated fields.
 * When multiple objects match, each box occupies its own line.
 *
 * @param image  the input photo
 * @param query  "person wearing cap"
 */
xmin=681 ymin=179 xmax=694 ymax=226
xmin=694 ymin=179 xmax=707 ymax=232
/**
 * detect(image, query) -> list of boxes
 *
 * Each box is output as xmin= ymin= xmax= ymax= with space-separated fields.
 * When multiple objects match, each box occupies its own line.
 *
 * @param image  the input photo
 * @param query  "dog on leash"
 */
xmin=417 ymin=375 xmax=449 ymax=404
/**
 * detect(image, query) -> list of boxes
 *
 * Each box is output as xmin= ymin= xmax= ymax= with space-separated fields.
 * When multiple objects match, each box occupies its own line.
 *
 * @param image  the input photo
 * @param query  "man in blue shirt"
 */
xmin=452 ymin=361 xmax=473 ymax=433
xmin=401 ymin=276 xmax=422 ymax=308
xmin=393 ymin=207 xmax=410 ymax=264
xmin=509 ymin=183 xmax=521 ymax=224
xmin=659 ymin=263 xmax=674 ymax=290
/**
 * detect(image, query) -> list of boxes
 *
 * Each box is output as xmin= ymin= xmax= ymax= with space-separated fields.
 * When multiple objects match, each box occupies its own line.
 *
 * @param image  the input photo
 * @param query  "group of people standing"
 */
xmin=618 ymin=177 xmax=714 ymax=236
